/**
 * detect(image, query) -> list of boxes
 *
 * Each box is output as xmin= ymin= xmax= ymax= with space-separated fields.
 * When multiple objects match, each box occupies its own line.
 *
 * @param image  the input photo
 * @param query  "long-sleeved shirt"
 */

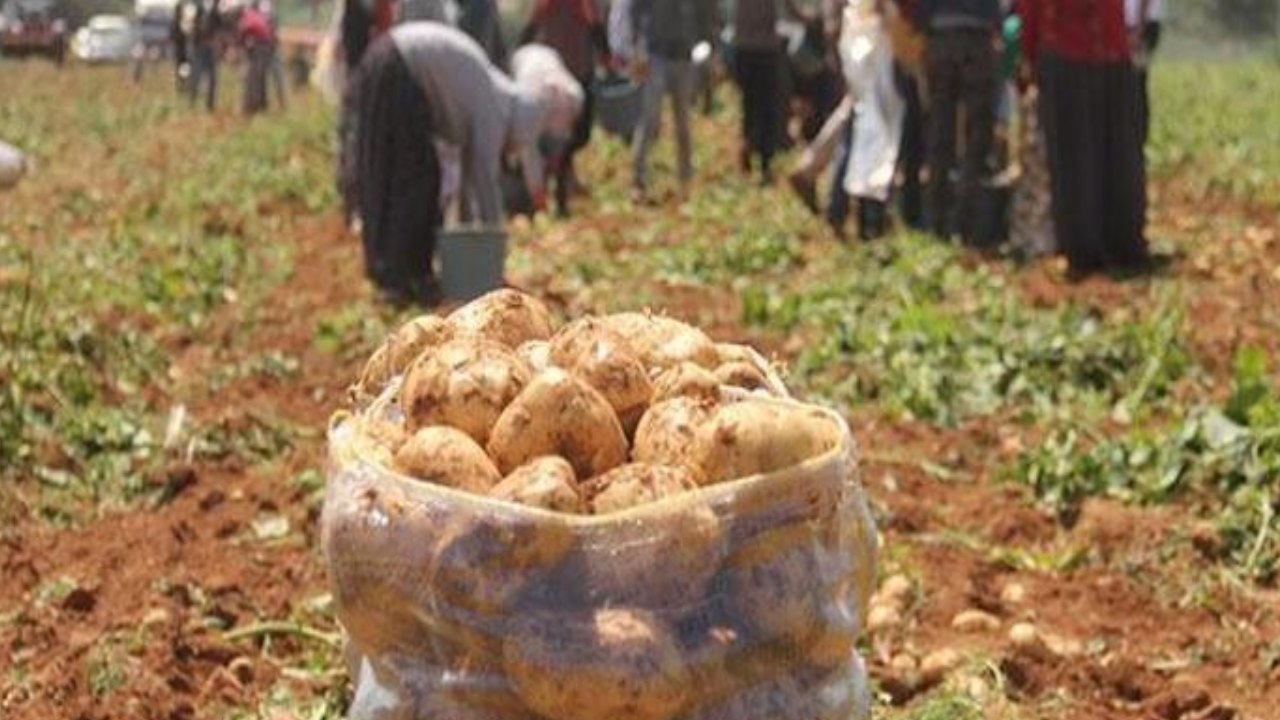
xmin=391 ymin=22 xmax=547 ymax=224
xmin=527 ymin=0 xmax=607 ymax=78
xmin=1021 ymin=0 xmax=1128 ymax=65
xmin=511 ymin=44 xmax=585 ymax=195
xmin=916 ymin=0 xmax=1000 ymax=30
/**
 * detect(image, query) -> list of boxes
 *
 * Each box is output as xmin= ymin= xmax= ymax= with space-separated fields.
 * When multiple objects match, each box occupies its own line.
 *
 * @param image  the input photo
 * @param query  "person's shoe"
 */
xmin=788 ymin=172 xmax=818 ymax=214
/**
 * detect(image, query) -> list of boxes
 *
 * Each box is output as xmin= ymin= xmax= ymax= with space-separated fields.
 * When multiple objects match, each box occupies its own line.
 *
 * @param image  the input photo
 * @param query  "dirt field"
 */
xmin=2 ymin=57 xmax=1279 ymax=720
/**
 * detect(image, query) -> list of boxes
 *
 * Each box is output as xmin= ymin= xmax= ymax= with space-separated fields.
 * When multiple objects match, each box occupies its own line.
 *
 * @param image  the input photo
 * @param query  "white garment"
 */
xmin=608 ymin=0 xmax=636 ymax=63
xmin=839 ymin=0 xmax=904 ymax=202
xmin=1125 ymin=0 xmax=1164 ymax=25
xmin=0 ymin=140 xmax=25 ymax=190
xmin=510 ymin=43 xmax=586 ymax=197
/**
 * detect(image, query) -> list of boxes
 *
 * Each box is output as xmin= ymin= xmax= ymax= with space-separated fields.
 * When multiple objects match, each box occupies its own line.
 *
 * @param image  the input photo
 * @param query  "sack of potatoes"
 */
xmin=322 ymin=290 xmax=877 ymax=720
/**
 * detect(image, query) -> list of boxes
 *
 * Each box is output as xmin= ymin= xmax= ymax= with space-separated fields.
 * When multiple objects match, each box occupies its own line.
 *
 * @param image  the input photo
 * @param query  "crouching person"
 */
xmin=349 ymin=22 xmax=553 ymax=306
xmin=511 ymin=43 xmax=585 ymax=216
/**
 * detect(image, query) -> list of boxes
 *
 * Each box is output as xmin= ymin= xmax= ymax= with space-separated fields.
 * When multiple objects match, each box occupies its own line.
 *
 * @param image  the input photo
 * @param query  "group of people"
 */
xmin=332 ymin=0 xmax=1167 ymax=305
xmin=170 ymin=0 xmax=289 ymax=115
xmin=780 ymin=0 xmax=1162 ymax=276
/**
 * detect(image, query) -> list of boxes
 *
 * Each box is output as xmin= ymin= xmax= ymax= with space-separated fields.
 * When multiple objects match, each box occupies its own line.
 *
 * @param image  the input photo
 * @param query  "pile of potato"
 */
xmin=351 ymin=289 xmax=836 ymax=517
xmin=331 ymin=290 xmax=871 ymax=720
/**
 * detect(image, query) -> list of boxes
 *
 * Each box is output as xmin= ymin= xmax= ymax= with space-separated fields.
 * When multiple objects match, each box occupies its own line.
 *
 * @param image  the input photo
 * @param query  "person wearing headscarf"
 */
xmin=510 ymin=43 xmax=587 ymax=214
xmin=1022 ymin=0 xmax=1148 ymax=275
xmin=521 ymin=0 xmax=610 ymax=214
xmin=347 ymin=22 xmax=557 ymax=304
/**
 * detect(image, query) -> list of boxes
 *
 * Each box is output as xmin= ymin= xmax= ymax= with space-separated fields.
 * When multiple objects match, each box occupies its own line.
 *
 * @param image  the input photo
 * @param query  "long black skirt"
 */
xmin=349 ymin=36 xmax=441 ymax=303
xmin=1038 ymin=53 xmax=1148 ymax=275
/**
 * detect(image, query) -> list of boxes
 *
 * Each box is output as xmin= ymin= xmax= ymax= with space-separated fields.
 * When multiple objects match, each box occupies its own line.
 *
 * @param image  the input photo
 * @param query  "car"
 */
xmin=0 ymin=0 xmax=67 ymax=62
xmin=71 ymin=14 xmax=135 ymax=63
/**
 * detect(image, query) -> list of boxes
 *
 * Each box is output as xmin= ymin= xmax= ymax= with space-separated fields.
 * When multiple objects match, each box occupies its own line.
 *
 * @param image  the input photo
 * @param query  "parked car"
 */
xmin=71 ymin=14 xmax=135 ymax=63
xmin=0 ymin=0 xmax=67 ymax=62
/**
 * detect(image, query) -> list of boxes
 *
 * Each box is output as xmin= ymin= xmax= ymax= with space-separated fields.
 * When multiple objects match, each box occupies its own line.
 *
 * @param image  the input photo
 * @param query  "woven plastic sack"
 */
xmin=323 ymin=386 xmax=877 ymax=720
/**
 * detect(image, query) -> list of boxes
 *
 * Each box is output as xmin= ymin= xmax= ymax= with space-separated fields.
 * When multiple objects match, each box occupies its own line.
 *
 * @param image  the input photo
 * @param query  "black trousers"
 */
xmin=1136 ymin=21 xmax=1161 ymax=145
xmin=735 ymin=47 xmax=784 ymax=176
xmin=895 ymin=64 xmax=926 ymax=230
xmin=1039 ymin=53 xmax=1147 ymax=274
xmin=350 ymin=37 xmax=441 ymax=303
xmin=925 ymin=27 xmax=997 ymax=241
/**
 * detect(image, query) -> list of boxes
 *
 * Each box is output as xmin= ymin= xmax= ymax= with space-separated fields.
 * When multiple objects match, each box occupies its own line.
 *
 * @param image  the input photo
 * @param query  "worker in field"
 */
xmin=510 ymin=43 xmax=587 ymax=216
xmin=1021 ymin=0 xmax=1148 ymax=276
xmin=520 ymin=0 xmax=612 ymax=215
xmin=187 ymin=0 xmax=224 ymax=112
xmin=458 ymin=0 xmax=505 ymax=63
xmin=346 ymin=22 xmax=576 ymax=305
xmin=239 ymin=0 xmax=274 ymax=115
xmin=916 ymin=0 xmax=1000 ymax=243
xmin=624 ymin=0 xmax=715 ymax=203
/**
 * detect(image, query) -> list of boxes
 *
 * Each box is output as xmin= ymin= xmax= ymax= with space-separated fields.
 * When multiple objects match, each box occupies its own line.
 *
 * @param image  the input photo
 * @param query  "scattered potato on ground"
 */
xmin=400 ymin=337 xmax=532 ymax=445
xmin=490 ymin=456 xmax=585 ymax=514
xmin=632 ymin=397 xmax=718 ymax=479
xmin=487 ymin=369 xmax=629 ymax=478
xmin=587 ymin=463 xmax=698 ymax=514
xmin=504 ymin=608 xmax=691 ymax=720
xmin=652 ymin=362 xmax=720 ymax=404
xmin=394 ymin=426 xmax=502 ymax=494
xmin=691 ymin=401 xmax=837 ymax=485
xmin=448 ymin=289 xmax=555 ymax=349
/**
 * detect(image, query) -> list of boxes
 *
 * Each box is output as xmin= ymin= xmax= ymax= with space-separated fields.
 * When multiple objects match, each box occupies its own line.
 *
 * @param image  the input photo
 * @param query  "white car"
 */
xmin=71 ymin=15 xmax=135 ymax=63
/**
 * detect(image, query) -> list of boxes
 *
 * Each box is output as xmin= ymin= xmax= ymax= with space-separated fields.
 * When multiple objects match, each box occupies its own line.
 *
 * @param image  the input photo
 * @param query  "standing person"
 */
xmin=347 ymin=22 xmax=556 ymax=304
xmin=457 ymin=0 xmax=504 ymax=63
xmin=263 ymin=0 xmax=288 ymax=110
xmin=172 ymin=0 xmax=194 ymax=92
xmin=1127 ymin=0 xmax=1163 ymax=144
xmin=917 ymin=0 xmax=1000 ymax=242
xmin=336 ymin=0 xmax=398 ymax=220
xmin=627 ymin=0 xmax=714 ymax=202
xmin=240 ymin=1 xmax=273 ymax=115
xmin=1022 ymin=0 xmax=1148 ymax=275
xmin=521 ymin=0 xmax=610 ymax=215
xmin=732 ymin=0 xmax=785 ymax=184
xmin=188 ymin=0 xmax=223 ymax=112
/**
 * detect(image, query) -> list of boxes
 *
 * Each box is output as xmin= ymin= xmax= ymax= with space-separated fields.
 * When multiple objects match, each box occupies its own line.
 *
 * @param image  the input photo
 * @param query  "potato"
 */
xmin=714 ymin=342 xmax=760 ymax=366
xmin=548 ymin=317 xmax=620 ymax=368
xmin=582 ymin=501 xmax=724 ymax=611
xmin=355 ymin=314 xmax=457 ymax=397
xmin=632 ymin=397 xmax=717 ymax=480
xmin=490 ymin=456 xmax=586 ymax=514
xmin=599 ymin=312 xmax=719 ymax=370
xmin=588 ymin=463 xmax=697 ymax=514
xmin=354 ymin=417 xmax=409 ymax=466
xmin=394 ymin=426 xmax=502 ymax=494
xmin=516 ymin=340 xmax=553 ymax=372
xmin=448 ymin=289 xmax=554 ymax=349
xmin=400 ymin=338 xmax=532 ymax=445
xmin=714 ymin=361 xmax=769 ymax=392
xmin=651 ymin=362 xmax=720 ymax=404
xmin=504 ymin=608 xmax=691 ymax=720
xmin=428 ymin=515 xmax=574 ymax=617
xmin=487 ymin=369 xmax=629 ymax=478
xmin=719 ymin=525 xmax=826 ymax=647
xmin=691 ymin=401 xmax=837 ymax=485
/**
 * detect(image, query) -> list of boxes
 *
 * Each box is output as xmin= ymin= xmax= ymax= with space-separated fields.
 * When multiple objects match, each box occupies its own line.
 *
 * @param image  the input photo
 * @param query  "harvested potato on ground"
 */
xmin=448 ymin=289 xmax=555 ymax=349
xmin=632 ymin=397 xmax=717 ymax=480
xmin=691 ymin=401 xmax=837 ymax=485
xmin=505 ymin=608 xmax=691 ymax=720
xmin=599 ymin=312 xmax=719 ymax=370
xmin=394 ymin=426 xmax=502 ymax=494
xmin=400 ymin=338 xmax=531 ymax=445
xmin=583 ymin=502 xmax=724 ymax=610
xmin=487 ymin=369 xmax=629 ymax=478
xmin=651 ymin=362 xmax=720 ymax=403
xmin=714 ymin=362 xmax=769 ymax=392
xmin=356 ymin=314 xmax=455 ymax=395
xmin=516 ymin=340 xmax=553 ymax=372
xmin=588 ymin=463 xmax=698 ymax=514
xmin=491 ymin=456 xmax=585 ymax=514
xmin=720 ymin=525 xmax=826 ymax=646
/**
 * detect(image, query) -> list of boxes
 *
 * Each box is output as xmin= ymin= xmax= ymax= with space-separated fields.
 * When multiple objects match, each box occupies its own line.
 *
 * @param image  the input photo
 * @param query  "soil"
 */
xmin=3 ymin=78 xmax=1280 ymax=720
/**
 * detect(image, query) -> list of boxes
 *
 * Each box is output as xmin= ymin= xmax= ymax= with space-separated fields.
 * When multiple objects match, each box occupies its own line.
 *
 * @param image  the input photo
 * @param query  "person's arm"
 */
xmin=519 ymin=144 xmax=547 ymax=212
